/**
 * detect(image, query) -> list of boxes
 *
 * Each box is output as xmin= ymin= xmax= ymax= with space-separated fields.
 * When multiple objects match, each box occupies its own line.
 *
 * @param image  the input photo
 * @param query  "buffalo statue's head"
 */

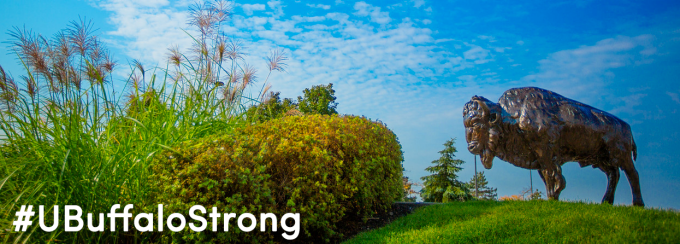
xmin=463 ymin=95 xmax=502 ymax=169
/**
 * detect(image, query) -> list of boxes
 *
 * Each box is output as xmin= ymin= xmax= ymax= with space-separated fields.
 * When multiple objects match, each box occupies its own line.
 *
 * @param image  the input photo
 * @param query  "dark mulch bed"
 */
xmin=336 ymin=202 xmax=437 ymax=242
xmin=279 ymin=202 xmax=438 ymax=243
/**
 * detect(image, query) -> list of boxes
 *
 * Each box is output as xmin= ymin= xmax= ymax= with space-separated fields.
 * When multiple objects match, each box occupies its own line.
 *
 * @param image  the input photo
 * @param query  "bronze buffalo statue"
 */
xmin=463 ymin=87 xmax=644 ymax=206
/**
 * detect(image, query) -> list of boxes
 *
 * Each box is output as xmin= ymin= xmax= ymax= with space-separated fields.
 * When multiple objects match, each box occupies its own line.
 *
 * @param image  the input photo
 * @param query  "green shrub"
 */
xmin=150 ymin=114 xmax=404 ymax=243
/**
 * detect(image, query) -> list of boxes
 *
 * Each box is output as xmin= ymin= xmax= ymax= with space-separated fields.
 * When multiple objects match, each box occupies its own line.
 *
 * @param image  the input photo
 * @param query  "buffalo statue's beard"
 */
xmin=481 ymin=148 xmax=494 ymax=169
xmin=467 ymin=139 xmax=495 ymax=169
xmin=481 ymin=128 xmax=499 ymax=169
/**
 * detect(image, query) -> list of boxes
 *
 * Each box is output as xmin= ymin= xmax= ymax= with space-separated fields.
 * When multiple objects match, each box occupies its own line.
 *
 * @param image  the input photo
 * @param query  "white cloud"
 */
xmin=668 ymin=91 xmax=680 ymax=104
xmin=477 ymin=35 xmax=496 ymax=42
xmin=97 ymin=0 xmax=193 ymax=65
xmin=609 ymin=93 xmax=649 ymax=117
xmin=413 ymin=0 xmax=425 ymax=8
xmin=241 ymin=3 xmax=265 ymax=15
xmin=434 ymin=38 xmax=455 ymax=44
xmin=353 ymin=2 xmax=391 ymax=24
xmin=267 ymin=0 xmax=285 ymax=18
xmin=494 ymin=47 xmax=510 ymax=53
xmin=463 ymin=46 xmax=491 ymax=64
xmin=522 ymin=35 xmax=657 ymax=103
xmin=307 ymin=3 xmax=331 ymax=10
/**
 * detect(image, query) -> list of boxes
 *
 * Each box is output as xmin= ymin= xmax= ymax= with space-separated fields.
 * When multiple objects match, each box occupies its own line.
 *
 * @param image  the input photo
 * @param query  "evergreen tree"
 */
xmin=420 ymin=138 xmax=471 ymax=202
xmin=467 ymin=172 xmax=498 ymax=200
xmin=530 ymin=189 xmax=543 ymax=200
xmin=521 ymin=188 xmax=544 ymax=200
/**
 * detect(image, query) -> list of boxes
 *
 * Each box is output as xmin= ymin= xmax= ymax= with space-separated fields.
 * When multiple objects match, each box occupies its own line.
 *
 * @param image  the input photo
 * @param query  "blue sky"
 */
xmin=2 ymin=0 xmax=680 ymax=209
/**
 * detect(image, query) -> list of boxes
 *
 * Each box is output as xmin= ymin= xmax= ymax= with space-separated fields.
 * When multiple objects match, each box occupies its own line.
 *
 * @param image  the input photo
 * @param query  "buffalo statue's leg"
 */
xmin=620 ymin=158 xmax=645 ymax=207
xmin=538 ymin=169 xmax=548 ymax=196
xmin=540 ymin=168 xmax=557 ymax=200
xmin=599 ymin=166 xmax=620 ymax=205
xmin=553 ymin=165 xmax=566 ymax=199
xmin=537 ymin=147 xmax=562 ymax=200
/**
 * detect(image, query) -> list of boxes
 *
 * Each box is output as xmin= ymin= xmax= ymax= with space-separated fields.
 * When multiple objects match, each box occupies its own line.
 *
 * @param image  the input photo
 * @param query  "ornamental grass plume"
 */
xmin=226 ymin=39 xmax=244 ymax=61
xmin=168 ymin=45 xmax=183 ymax=67
xmin=0 ymin=66 xmax=18 ymax=111
xmin=260 ymin=84 xmax=272 ymax=102
xmin=132 ymin=59 xmax=145 ymax=81
xmin=257 ymin=48 xmax=287 ymax=100
xmin=188 ymin=1 xmax=219 ymax=37
xmin=180 ymin=0 xmax=286 ymax=108
xmin=8 ymin=18 xmax=115 ymax=92
xmin=68 ymin=18 xmax=95 ymax=57
xmin=267 ymin=48 xmax=287 ymax=72
xmin=212 ymin=0 xmax=232 ymax=22
xmin=22 ymin=75 xmax=38 ymax=98
xmin=214 ymin=35 xmax=228 ymax=62
xmin=241 ymin=63 xmax=256 ymax=87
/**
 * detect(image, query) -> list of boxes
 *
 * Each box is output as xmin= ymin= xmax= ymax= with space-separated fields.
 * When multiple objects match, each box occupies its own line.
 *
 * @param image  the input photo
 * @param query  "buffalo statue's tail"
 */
xmin=632 ymin=136 xmax=638 ymax=161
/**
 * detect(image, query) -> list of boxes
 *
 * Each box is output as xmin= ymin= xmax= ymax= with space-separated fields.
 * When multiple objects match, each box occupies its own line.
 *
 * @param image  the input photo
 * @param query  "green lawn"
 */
xmin=344 ymin=200 xmax=680 ymax=243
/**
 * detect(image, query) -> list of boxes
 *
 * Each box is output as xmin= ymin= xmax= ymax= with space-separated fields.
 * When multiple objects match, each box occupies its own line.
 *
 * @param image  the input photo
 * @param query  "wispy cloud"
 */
xmin=241 ymin=3 xmax=265 ymax=16
xmin=463 ymin=45 xmax=491 ymax=64
xmin=522 ymin=34 xmax=657 ymax=104
xmin=97 ymin=0 xmax=192 ymax=66
xmin=668 ymin=91 xmax=680 ymax=104
xmin=413 ymin=0 xmax=426 ymax=8
xmin=307 ymin=3 xmax=331 ymax=10
xmin=266 ymin=0 xmax=285 ymax=18
xmin=353 ymin=2 xmax=391 ymax=24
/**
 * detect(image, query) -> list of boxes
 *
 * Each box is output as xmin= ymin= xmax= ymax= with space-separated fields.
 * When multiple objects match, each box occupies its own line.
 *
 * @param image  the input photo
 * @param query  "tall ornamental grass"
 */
xmin=0 ymin=1 xmax=285 ymax=242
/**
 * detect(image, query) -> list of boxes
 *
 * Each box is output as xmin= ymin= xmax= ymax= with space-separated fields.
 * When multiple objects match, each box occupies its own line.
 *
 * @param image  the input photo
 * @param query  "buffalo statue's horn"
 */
xmin=475 ymin=98 xmax=501 ymax=124
xmin=476 ymin=99 xmax=489 ymax=114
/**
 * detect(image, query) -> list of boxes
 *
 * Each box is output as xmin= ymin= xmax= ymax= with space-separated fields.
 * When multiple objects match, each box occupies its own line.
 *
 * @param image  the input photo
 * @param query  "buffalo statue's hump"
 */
xmin=498 ymin=87 xmax=630 ymax=136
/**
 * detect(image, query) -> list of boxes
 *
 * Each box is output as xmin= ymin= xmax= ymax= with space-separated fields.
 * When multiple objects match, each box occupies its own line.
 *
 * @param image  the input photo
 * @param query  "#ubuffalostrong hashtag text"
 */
xmin=13 ymin=204 xmax=300 ymax=240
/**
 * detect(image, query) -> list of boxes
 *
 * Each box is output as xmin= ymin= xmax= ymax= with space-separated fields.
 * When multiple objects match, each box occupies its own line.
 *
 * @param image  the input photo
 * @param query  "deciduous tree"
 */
xmin=297 ymin=83 xmax=338 ymax=115
xmin=402 ymin=176 xmax=419 ymax=202
xmin=245 ymin=91 xmax=296 ymax=123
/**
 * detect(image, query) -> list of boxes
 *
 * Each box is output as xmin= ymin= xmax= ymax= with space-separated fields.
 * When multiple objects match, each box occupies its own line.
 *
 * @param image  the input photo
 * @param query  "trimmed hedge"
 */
xmin=149 ymin=114 xmax=404 ymax=243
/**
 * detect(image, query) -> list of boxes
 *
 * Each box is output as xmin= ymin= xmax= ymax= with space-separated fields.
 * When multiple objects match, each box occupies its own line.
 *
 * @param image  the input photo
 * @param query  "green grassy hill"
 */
xmin=344 ymin=200 xmax=680 ymax=243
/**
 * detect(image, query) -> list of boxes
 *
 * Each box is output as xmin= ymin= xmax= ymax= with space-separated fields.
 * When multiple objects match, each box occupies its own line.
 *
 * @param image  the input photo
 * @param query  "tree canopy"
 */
xmin=246 ymin=83 xmax=338 ymax=123
xmin=245 ymin=91 xmax=297 ymax=123
xmin=297 ymin=83 xmax=338 ymax=115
